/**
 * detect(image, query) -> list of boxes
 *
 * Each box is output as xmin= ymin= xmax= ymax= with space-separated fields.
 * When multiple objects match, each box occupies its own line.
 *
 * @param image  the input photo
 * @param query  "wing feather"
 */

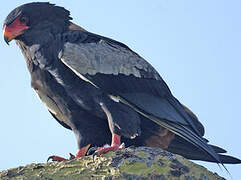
xmin=59 ymin=39 xmax=160 ymax=79
xmin=58 ymin=30 xmax=221 ymax=163
xmin=59 ymin=34 xmax=201 ymax=135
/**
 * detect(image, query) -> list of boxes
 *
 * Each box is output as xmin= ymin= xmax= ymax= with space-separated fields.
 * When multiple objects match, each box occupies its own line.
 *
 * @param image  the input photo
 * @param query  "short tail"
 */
xmin=167 ymin=136 xmax=241 ymax=164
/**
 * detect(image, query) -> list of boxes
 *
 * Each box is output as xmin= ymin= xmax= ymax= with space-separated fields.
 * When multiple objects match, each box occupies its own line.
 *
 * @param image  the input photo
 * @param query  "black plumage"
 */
xmin=3 ymin=2 xmax=241 ymax=164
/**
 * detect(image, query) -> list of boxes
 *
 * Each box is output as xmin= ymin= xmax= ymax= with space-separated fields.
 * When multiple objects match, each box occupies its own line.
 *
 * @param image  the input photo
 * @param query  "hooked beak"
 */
xmin=3 ymin=33 xmax=10 ymax=45
xmin=3 ymin=17 xmax=29 ymax=45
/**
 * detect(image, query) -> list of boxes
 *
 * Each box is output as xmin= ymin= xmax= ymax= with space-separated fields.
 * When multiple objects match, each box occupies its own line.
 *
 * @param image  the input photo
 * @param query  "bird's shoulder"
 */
xmin=58 ymin=25 xmax=161 ymax=81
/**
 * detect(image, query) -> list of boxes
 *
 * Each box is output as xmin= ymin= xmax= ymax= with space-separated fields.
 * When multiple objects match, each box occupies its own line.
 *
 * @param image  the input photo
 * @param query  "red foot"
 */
xmin=47 ymin=144 xmax=90 ymax=162
xmin=47 ymin=155 xmax=68 ymax=162
xmin=95 ymin=134 xmax=122 ymax=155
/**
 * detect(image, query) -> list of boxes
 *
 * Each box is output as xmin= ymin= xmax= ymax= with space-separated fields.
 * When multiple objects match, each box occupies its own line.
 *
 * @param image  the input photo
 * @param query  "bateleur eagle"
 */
xmin=3 ymin=2 xmax=241 ymax=165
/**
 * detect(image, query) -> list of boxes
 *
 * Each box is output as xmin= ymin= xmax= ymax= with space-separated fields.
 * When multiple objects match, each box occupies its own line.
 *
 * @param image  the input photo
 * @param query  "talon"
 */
xmin=87 ymin=146 xmax=98 ymax=156
xmin=88 ymin=134 xmax=123 ymax=157
xmin=69 ymin=153 xmax=75 ymax=160
xmin=47 ymin=155 xmax=68 ymax=162
xmin=92 ymin=151 xmax=98 ymax=161
xmin=46 ymin=145 xmax=90 ymax=162
xmin=47 ymin=156 xmax=54 ymax=162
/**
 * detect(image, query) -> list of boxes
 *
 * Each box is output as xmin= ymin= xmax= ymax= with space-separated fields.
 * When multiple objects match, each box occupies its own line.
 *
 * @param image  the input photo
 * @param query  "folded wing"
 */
xmin=58 ymin=30 xmax=221 ymax=163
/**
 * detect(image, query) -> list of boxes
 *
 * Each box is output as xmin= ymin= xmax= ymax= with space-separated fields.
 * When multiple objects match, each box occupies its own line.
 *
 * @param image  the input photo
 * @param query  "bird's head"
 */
xmin=3 ymin=2 xmax=72 ymax=45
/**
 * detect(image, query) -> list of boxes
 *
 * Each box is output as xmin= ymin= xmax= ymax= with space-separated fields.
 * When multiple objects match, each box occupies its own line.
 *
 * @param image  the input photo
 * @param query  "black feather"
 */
xmin=4 ymin=2 xmax=241 ymax=166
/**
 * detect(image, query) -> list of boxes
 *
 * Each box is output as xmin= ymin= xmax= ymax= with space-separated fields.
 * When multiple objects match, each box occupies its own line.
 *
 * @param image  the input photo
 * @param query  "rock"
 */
xmin=0 ymin=147 xmax=225 ymax=180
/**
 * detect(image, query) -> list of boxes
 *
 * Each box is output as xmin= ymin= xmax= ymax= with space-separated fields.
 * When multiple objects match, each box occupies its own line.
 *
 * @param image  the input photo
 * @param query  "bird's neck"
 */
xmin=15 ymin=40 xmax=36 ymax=73
xmin=15 ymin=34 xmax=58 ymax=74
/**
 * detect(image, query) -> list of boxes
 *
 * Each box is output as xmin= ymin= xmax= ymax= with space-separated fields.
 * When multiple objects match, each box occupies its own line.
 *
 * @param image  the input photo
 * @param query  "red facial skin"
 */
xmin=3 ymin=16 xmax=29 ymax=44
xmin=4 ymin=17 xmax=123 ymax=161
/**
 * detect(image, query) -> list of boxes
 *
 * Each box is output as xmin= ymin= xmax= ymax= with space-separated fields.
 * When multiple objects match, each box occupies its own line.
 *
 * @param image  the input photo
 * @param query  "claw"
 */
xmin=46 ymin=145 xmax=90 ymax=162
xmin=92 ymin=151 xmax=98 ymax=161
xmin=87 ymin=134 xmax=123 ymax=159
xmin=87 ymin=146 xmax=98 ymax=156
xmin=69 ymin=153 xmax=75 ymax=160
xmin=47 ymin=156 xmax=54 ymax=162
xmin=47 ymin=155 xmax=68 ymax=162
xmin=90 ymin=142 xmax=125 ymax=160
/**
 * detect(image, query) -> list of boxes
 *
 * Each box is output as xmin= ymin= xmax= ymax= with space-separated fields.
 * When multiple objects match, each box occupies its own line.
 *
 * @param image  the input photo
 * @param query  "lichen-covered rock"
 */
xmin=0 ymin=147 xmax=225 ymax=180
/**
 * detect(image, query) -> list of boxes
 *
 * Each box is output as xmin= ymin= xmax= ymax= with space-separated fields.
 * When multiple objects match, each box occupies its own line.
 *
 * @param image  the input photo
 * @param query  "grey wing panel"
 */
xmin=58 ymin=41 xmax=161 ymax=80
xmin=58 ymin=40 xmax=201 ymax=135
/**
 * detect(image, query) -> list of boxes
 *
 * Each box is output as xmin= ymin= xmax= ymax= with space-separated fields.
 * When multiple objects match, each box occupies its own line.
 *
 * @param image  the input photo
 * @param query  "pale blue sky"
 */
xmin=0 ymin=1 xmax=240 ymax=179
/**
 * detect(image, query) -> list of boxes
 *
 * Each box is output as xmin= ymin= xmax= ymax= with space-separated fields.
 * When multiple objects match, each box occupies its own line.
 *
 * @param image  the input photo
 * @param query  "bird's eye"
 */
xmin=20 ymin=16 xmax=29 ymax=24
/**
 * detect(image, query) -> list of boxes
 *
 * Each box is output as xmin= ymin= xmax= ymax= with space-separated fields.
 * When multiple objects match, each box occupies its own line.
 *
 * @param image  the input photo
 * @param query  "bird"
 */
xmin=3 ymin=2 xmax=241 ymax=164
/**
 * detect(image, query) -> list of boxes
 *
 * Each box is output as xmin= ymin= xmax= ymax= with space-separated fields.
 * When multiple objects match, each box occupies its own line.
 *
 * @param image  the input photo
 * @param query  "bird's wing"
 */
xmin=58 ymin=30 xmax=220 ymax=163
xmin=58 ymin=30 xmax=200 ymax=133
xmin=182 ymin=104 xmax=205 ymax=136
xmin=49 ymin=111 xmax=72 ymax=130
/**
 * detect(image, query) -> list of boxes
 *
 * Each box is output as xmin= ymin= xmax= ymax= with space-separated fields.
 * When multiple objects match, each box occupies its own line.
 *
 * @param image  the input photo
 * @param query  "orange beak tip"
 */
xmin=3 ymin=19 xmax=29 ymax=45
xmin=4 ymin=36 xmax=10 ymax=45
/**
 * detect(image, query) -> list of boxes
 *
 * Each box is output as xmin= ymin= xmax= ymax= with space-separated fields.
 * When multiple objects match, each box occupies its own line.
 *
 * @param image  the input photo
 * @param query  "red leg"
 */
xmin=47 ymin=144 xmax=90 ymax=162
xmin=75 ymin=145 xmax=90 ymax=158
xmin=95 ymin=134 xmax=122 ymax=155
xmin=47 ymin=155 xmax=68 ymax=162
